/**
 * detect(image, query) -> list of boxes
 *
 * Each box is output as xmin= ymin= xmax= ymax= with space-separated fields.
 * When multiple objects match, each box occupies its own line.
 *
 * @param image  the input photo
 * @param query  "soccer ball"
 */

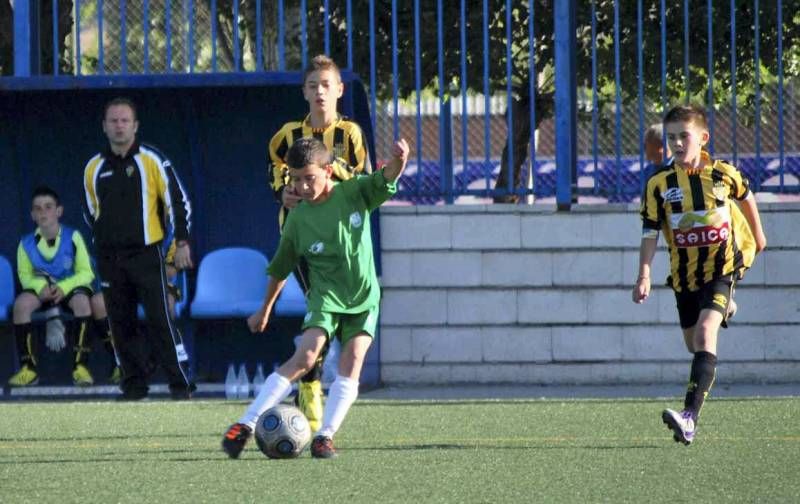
xmin=254 ymin=404 xmax=312 ymax=459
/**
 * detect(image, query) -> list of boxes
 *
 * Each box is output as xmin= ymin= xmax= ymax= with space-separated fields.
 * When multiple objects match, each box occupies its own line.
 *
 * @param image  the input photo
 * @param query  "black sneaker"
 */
xmin=115 ymin=388 xmax=148 ymax=401
xmin=222 ymin=423 xmax=252 ymax=459
xmin=311 ymin=435 xmax=337 ymax=459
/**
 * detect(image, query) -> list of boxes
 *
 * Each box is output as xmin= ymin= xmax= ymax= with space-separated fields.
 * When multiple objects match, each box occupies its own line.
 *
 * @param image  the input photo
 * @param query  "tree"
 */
xmin=303 ymin=0 xmax=800 ymax=200
xmin=0 ymin=0 xmax=74 ymax=75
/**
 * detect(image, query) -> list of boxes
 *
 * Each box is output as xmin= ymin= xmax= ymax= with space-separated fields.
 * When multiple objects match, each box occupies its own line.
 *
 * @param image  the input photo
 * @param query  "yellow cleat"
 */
xmin=109 ymin=366 xmax=122 ymax=385
xmin=297 ymin=380 xmax=324 ymax=432
xmin=72 ymin=364 xmax=95 ymax=386
xmin=8 ymin=365 xmax=39 ymax=387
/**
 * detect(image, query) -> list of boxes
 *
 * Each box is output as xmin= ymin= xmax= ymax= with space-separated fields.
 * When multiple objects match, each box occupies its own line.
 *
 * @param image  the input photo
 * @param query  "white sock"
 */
xmin=317 ymin=375 xmax=359 ymax=439
xmin=239 ymin=372 xmax=292 ymax=429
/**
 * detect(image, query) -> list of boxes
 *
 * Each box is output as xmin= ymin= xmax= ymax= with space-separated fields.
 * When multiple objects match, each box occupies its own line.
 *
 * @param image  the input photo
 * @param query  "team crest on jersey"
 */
xmin=349 ymin=212 xmax=363 ymax=228
xmin=712 ymin=181 xmax=728 ymax=201
xmin=663 ymin=187 xmax=684 ymax=203
xmin=309 ymin=241 xmax=324 ymax=254
xmin=125 ymin=165 xmax=135 ymax=177
xmin=62 ymin=257 xmax=73 ymax=271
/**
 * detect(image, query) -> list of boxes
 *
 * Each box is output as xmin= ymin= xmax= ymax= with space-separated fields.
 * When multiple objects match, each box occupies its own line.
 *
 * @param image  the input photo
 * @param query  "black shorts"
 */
xmin=674 ymin=275 xmax=734 ymax=329
xmin=22 ymin=285 xmax=93 ymax=310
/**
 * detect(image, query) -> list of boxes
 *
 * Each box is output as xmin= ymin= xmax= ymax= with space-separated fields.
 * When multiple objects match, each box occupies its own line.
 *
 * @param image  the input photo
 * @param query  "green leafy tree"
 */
xmin=303 ymin=0 xmax=800 ymax=199
xmin=0 ymin=0 xmax=73 ymax=75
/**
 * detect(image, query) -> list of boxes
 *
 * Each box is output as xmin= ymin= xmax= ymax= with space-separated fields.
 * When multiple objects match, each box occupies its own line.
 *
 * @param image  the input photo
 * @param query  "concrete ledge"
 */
xmin=381 ymin=361 xmax=800 ymax=385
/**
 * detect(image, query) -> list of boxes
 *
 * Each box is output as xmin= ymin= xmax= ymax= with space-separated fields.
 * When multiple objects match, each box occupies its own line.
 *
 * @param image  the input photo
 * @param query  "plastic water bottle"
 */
xmin=224 ymin=363 xmax=237 ymax=399
xmin=236 ymin=363 xmax=250 ymax=399
xmin=252 ymin=363 xmax=265 ymax=397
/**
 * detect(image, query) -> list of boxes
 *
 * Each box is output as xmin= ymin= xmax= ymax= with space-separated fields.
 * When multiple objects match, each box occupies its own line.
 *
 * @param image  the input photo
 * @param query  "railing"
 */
xmin=5 ymin=0 xmax=799 ymax=205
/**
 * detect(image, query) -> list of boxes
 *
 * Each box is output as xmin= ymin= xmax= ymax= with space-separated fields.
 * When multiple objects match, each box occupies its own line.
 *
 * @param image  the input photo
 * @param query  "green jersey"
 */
xmin=268 ymin=170 xmax=397 ymax=313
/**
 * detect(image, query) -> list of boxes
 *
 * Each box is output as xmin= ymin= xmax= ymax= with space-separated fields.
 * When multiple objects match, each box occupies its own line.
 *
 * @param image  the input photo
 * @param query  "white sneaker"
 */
xmin=662 ymin=408 xmax=695 ymax=445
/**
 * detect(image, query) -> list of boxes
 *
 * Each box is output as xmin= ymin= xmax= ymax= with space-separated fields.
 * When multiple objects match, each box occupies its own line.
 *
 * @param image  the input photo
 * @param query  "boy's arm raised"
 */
xmin=380 ymin=139 xmax=410 ymax=183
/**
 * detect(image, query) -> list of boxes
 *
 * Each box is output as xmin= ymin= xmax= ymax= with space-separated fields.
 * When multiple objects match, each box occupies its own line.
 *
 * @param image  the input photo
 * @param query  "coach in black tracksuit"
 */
xmin=83 ymin=97 xmax=195 ymax=400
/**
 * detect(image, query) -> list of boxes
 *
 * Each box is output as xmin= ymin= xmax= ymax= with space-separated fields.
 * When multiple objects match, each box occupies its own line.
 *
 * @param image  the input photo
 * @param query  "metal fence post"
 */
xmin=554 ymin=0 xmax=577 ymax=210
xmin=14 ymin=0 xmax=32 ymax=76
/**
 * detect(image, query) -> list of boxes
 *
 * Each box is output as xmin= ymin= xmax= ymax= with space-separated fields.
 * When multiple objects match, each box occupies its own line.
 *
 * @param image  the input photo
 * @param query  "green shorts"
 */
xmin=302 ymin=305 xmax=379 ymax=345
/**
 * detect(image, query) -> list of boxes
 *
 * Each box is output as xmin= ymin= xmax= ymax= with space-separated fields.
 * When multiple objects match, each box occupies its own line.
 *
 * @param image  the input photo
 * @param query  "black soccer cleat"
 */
xmin=222 ymin=423 xmax=252 ymax=459
xmin=310 ymin=435 xmax=337 ymax=459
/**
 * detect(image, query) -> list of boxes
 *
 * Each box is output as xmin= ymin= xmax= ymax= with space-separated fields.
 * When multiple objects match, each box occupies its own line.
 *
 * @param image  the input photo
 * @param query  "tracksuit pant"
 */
xmin=96 ymin=243 xmax=191 ymax=396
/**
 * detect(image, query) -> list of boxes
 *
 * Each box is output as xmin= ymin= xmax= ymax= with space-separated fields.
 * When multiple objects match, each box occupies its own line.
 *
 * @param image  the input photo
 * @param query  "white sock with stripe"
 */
xmin=317 ymin=375 xmax=359 ymax=439
xmin=239 ymin=372 xmax=292 ymax=430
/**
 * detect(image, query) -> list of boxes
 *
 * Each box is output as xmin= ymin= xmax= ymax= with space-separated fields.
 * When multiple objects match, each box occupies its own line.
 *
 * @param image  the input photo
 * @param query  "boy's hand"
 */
xmin=632 ymin=277 xmax=651 ymax=304
xmin=247 ymin=306 xmax=271 ymax=333
xmin=282 ymin=186 xmax=302 ymax=209
xmin=174 ymin=243 xmax=194 ymax=270
xmin=382 ymin=138 xmax=410 ymax=182
xmin=50 ymin=286 xmax=65 ymax=305
xmin=392 ymin=138 xmax=410 ymax=163
xmin=38 ymin=286 xmax=55 ymax=302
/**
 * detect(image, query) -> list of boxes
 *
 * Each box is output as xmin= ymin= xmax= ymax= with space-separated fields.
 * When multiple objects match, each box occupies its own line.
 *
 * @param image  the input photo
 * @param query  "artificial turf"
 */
xmin=1 ymin=396 xmax=798 ymax=503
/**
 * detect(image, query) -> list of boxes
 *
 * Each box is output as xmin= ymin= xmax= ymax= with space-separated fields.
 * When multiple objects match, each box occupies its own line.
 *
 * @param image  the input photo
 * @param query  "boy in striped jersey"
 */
xmin=633 ymin=104 xmax=767 ymax=445
xmin=267 ymin=55 xmax=372 ymax=431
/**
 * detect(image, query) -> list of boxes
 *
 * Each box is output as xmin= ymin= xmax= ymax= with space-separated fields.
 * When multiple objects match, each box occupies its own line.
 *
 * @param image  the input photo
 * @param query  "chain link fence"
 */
xmin=51 ymin=1 xmax=800 ymax=203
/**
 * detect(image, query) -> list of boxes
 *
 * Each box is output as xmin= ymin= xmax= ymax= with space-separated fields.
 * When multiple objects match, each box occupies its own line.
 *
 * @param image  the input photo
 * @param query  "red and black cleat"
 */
xmin=311 ymin=435 xmax=337 ymax=459
xmin=221 ymin=423 xmax=252 ymax=459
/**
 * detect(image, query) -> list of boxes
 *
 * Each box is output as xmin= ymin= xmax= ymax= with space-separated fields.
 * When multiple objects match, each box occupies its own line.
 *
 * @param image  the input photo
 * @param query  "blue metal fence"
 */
xmin=5 ymin=0 xmax=799 ymax=205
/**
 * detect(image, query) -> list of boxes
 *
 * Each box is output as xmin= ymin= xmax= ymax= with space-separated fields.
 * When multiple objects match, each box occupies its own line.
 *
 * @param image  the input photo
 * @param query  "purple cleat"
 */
xmin=662 ymin=408 xmax=695 ymax=445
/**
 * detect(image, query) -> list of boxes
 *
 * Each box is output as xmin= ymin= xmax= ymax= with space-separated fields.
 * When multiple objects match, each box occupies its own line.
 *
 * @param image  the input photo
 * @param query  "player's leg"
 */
xmin=90 ymin=292 xmax=120 ymax=383
xmin=65 ymin=288 xmax=94 ymax=386
xmin=294 ymin=259 xmax=326 ymax=432
xmin=663 ymin=278 xmax=730 ymax=444
xmin=322 ymin=337 xmax=341 ymax=385
xmin=312 ymin=306 xmax=377 ymax=458
xmin=98 ymin=253 xmax=149 ymax=400
xmin=8 ymin=291 xmax=42 ymax=386
xmin=222 ymin=325 xmax=328 ymax=459
xmin=134 ymin=246 xmax=193 ymax=399
xmin=662 ymin=288 xmax=701 ymax=444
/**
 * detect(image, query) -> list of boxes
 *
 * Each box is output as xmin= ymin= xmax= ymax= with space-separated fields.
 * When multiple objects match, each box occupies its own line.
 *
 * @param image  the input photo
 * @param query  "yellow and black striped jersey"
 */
xmin=84 ymin=142 xmax=191 ymax=250
xmin=640 ymin=151 xmax=752 ymax=292
xmin=268 ymin=114 xmax=372 ymax=200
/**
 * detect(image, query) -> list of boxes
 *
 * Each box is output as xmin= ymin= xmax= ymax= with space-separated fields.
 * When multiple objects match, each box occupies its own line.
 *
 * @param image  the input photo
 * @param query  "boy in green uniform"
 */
xmin=633 ymin=105 xmax=767 ymax=445
xmin=223 ymin=136 xmax=409 ymax=459
xmin=8 ymin=186 xmax=96 ymax=387
xmin=268 ymin=54 xmax=373 ymax=431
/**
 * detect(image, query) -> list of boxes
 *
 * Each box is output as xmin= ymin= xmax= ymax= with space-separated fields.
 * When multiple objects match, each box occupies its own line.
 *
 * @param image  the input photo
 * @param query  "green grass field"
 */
xmin=1 ymin=396 xmax=799 ymax=503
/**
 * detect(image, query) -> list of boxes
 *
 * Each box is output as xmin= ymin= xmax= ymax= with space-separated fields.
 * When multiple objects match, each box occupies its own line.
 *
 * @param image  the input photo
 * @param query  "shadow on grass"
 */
xmin=342 ymin=442 xmax=663 ymax=451
xmin=1 ymin=440 xmax=664 ymax=466
xmin=0 ymin=432 xmax=216 ymax=443
xmin=356 ymin=398 xmax=672 ymax=407
xmin=0 ymin=447 xmax=226 ymax=465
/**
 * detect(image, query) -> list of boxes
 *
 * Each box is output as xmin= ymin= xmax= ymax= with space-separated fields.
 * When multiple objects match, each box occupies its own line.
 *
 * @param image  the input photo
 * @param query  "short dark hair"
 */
xmin=663 ymin=104 xmax=708 ymax=130
xmin=643 ymin=123 xmax=663 ymax=144
xmin=104 ymin=97 xmax=138 ymax=121
xmin=32 ymin=185 xmax=60 ymax=206
xmin=303 ymin=54 xmax=342 ymax=84
xmin=286 ymin=138 xmax=333 ymax=170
